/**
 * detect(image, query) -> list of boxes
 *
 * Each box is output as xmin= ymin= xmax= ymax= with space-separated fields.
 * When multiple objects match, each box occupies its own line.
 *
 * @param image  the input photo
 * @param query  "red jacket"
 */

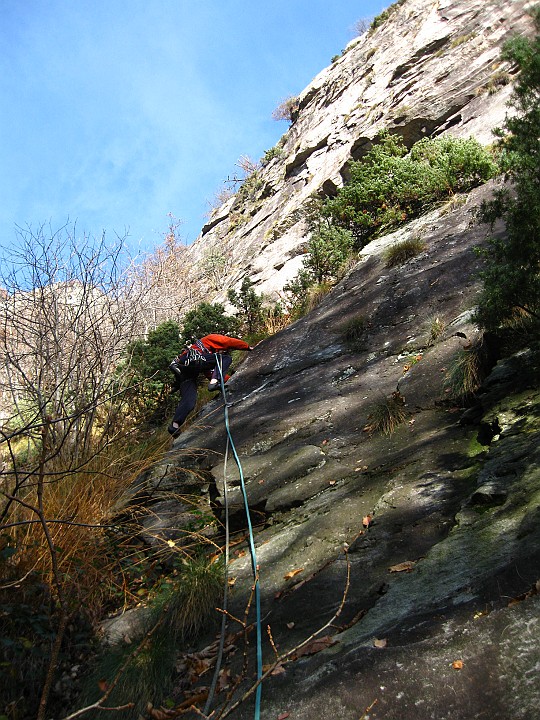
xmin=196 ymin=334 xmax=250 ymax=353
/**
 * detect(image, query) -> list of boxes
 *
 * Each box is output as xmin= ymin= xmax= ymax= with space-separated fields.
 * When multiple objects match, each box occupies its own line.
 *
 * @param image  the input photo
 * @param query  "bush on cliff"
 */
xmin=324 ymin=131 xmax=498 ymax=246
xmin=475 ymin=6 xmax=540 ymax=331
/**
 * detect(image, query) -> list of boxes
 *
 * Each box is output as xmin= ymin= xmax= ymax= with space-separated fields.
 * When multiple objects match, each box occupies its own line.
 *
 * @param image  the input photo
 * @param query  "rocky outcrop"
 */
xmin=186 ymin=0 xmax=534 ymax=303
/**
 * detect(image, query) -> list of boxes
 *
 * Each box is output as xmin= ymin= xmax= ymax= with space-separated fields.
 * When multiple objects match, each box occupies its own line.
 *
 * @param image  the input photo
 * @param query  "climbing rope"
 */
xmin=203 ymin=354 xmax=263 ymax=720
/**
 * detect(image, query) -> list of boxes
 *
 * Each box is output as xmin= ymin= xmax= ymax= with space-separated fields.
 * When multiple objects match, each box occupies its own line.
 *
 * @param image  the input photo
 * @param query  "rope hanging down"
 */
xmin=203 ymin=354 xmax=263 ymax=720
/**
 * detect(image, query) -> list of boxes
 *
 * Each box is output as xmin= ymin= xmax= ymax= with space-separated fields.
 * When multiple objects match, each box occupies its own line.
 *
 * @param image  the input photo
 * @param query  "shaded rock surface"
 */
xmin=120 ymin=178 xmax=540 ymax=718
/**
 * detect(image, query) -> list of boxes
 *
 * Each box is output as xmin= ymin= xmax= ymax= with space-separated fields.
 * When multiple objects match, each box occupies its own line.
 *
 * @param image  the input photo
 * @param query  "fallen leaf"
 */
xmin=227 ymin=576 xmax=237 ymax=587
xmin=277 ymin=713 xmax=290 ymax=720
xmin=271 ymin=663 xmax=286 ymax=676
xmin=98 ymin=679 xmax=109 ymax=693
xmin=452 ymin=660 xmax=464 ymax=670
xmin=286 ymin=621 xmax=295 ymax=629
xmin=373 ymin=638 xmax=387 ymax=648
xmin=284 ymin=568 xmax=304 ymax=581
xmin=294 ymin=635 xmax=337 ymax=658
xmin=235 ymin=549 xmax=246 ymax=558
xmin=329 ymin=479 xmax=337 ymax=485
xmin=362 ymin=515 xmax=373 ymax=528
xmin=217 ymin=668 xmax=231 ymax=692
xmin=389 ymin=560 xmax=416 ymax=573
xmin=166 ymin=539 xmax=176 ymax=548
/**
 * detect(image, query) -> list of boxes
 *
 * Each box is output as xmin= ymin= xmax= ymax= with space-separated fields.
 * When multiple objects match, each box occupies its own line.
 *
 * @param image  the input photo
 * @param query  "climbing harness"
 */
xmin=203 ymin=354 xmax=263 ymax=720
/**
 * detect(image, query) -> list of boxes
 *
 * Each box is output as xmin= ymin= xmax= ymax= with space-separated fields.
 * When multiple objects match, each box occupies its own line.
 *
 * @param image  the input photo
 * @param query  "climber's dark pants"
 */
xmin=172 ymin=353 xmax=232 ymax=427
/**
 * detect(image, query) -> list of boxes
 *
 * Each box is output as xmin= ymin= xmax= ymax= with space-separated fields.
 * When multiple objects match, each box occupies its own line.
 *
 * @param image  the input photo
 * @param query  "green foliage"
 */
xmin=475 ymin=7 xmax=540 ymax=330
xmin=79 ymin=556 xmax=223 ymax=719
xmin=324 ymin=131 xmax=497 ymax=246
xmin=283 ymin=269 xmax=316 ymax=318
xmin=0 ymin=600 xmax=56 ymax=718
xmin=304 ymin=223 xmax=355 ymax=284
xmin=384 ymin=237 xmax=426 ymax=267
xmin=127 ymin=321 xmax=180 ymax=387
xmin=227 ymin=277 xmax=264 ymax=334
xmin=180 ymin=302 xmax=239 ymax=345
xmin=370 ymin=0 xmax=407 ymax=31
xmin=261 ymin=144 xmax=284 ymax=165
xmin=123 ymin=320 xmax=180 ymax=422
xmin=444 ymin=341 xmax=486 ymax=401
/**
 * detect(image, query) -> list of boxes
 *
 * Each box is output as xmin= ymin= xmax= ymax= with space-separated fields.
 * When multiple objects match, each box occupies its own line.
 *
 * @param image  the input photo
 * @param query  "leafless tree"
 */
xmin=129 ymin=214 xmax=196 ymax=332
xmin=0 ymin=222 xmax=153 ymax=718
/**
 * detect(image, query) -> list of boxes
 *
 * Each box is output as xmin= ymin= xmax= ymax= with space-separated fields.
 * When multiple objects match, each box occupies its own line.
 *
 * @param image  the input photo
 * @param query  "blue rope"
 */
xmin=215 ymin=355 xmax=263 ymax=719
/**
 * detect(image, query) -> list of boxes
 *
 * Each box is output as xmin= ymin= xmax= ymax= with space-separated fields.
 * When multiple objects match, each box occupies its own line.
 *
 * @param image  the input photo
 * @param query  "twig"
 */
xmin=267 ymin=625 xmax=279 ymax=660
xmin=215 ymin=550 xmax=351 ymax=719
xmin=359 ymin=698 xmax=378 ymax=719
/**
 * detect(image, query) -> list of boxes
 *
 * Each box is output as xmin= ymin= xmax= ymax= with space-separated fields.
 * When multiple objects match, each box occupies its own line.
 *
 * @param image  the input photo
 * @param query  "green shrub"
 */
xmin=261 ymin=144 xmax=284 ymax=165
xmin=304 ymin=223 xmax=355 ymax=283
xmin=384 ymin=237 xmax=426 ymax=267
xmin=124 ymin=320 xmax=181 ymax=421
xmin=180 ymin=302 xmax=239 ymax=345
xmin=370 ymin=0 xmax=407 ymax=31
xmin=227 ymin=277 xmax=264 ymax=334
xmin=324 ymin=131 xmax=497 ymax=246
xmin=475 ymin=6 xmax=540 ymax=330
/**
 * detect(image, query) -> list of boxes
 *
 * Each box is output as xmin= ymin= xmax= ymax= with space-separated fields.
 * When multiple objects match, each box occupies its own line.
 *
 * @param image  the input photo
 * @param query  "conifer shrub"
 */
xmin=227 ymin=277 xmax=264 ymax=335
xmin=180 ymin=302 xmax=239 ymax=345
xmin=323 ymin=131 xmax=497 ymax=246
xmin=475 ymin=6 xmax=540 ymax=331
xmin=304 ymin=223 xmax=355 ymax=283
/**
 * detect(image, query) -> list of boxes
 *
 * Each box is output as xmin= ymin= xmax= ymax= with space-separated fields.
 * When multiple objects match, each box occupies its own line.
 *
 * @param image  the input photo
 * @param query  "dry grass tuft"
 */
xmin=364 ymin=391 xmax=407 ymax=435
xmin=384 ymin=237 xmax=426 ymax=268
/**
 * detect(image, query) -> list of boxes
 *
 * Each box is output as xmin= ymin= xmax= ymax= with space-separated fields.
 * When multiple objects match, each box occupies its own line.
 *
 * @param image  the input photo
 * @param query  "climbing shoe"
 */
xmin=167 ymin=423 xmax=181 ymax=437
xmin=208 ymin=379 xmax=220 ymax=391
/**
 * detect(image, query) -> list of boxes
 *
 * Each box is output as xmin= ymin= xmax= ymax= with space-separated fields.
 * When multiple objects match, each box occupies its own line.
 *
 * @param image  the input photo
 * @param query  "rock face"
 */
xmin=107 ymin=2 xmax=540 ymax=718
xmin=131 ymin=178 xmax=540 ymax=719
xmin=186 ymin=0 xmax=534 ymax=303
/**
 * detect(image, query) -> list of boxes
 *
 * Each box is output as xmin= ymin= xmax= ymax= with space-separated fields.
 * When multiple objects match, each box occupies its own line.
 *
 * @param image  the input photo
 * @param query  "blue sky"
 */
xmin=0 ymin=1 xmax=387 ymax=256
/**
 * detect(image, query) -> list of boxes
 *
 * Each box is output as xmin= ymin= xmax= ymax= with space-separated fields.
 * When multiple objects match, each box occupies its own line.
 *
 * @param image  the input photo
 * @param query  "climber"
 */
xmin=167 ymin=333 xmax=255 ymax=437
